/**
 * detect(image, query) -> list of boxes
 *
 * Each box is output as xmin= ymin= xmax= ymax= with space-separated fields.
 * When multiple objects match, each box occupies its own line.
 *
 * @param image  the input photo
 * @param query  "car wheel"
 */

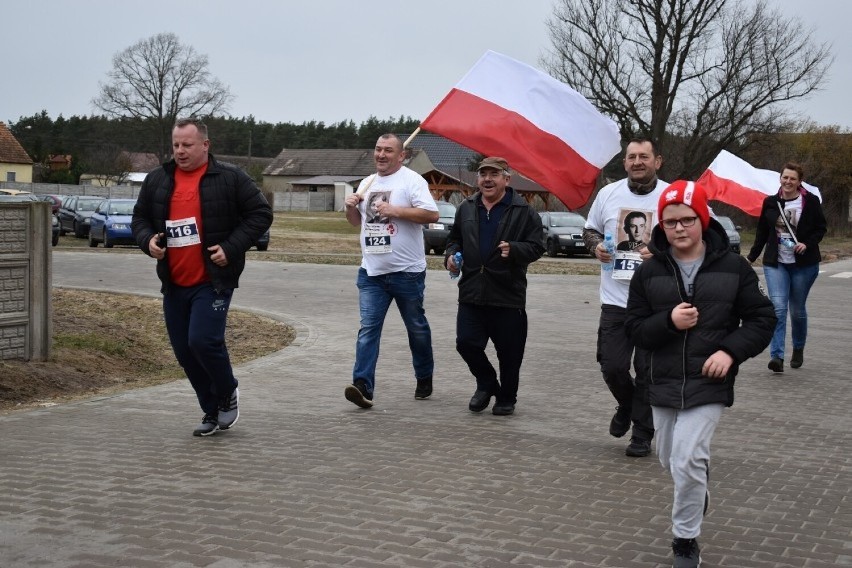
xmin=433 ymin=247 xmax=445 ymax=255
xmin=424 ymin=240 xmax=431 ymax=255
xmin=547 ymin=239 xmax=559 ymax=257
xmin=52 ymin=233 xmax=59 ymax=247
xmin=74 ymin=221 xmax=85 ymax=238
xmin=58 ymin=222 xmax=66 ymax=236
xmin=103 ymin=233 xmax=113 ymax=248
xmin=88 ymin=231 xmax=98 ymax=247
xmin=256 ymin=243 xmax=267 ymax=251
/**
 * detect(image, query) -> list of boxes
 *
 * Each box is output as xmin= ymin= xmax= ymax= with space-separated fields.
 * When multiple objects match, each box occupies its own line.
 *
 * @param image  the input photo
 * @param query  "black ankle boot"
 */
xmin=790 ymin=348 xmax=804 ymax=369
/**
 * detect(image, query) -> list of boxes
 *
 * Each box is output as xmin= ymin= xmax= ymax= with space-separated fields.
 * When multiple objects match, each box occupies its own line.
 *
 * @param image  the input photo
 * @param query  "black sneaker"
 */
xmin=492 ymin=402 xmax=515 ymax=416
xmin=193 ymin=414 xmax=220 ymax=437
xmin=625 ymin=436 xmax=652 ymax=457
xmin=217 ymin=387 xmax=239 ymax=429
xmin=345 ymin=379 xmax=373 ymax=409
xmin=414 ymin=377 xmax=432 ymax=399
xmin=672 ymin=537 xmax=701 ymax=568
xmin=768 ymin=357 xmax=784 ymax=372
xmin=609 ymin=405 xmax=630 ymax=438
xmin=790 ymin=348 xmax=804 ymax=369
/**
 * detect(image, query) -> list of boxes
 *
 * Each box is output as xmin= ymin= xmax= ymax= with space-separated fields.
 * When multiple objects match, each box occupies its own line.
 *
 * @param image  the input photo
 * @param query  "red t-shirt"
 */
xmin=168 ymin=165 xmax=209 ymax=287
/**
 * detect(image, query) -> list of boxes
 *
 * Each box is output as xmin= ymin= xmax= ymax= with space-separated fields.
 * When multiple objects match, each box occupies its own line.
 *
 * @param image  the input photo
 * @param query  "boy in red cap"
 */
xmin=625 ymin=180 xmax=776 ymax=567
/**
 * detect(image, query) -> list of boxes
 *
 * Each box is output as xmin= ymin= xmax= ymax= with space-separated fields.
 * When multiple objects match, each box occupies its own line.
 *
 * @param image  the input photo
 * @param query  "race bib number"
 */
xmin=364 ymin=234 xmax=392 ymax=254
xmin=363 ymin=221 xmax=396 ymax=254
xmin=165 ymin=217 xmax=201 ymax=248
xmin=612 ymin=251 xmax=643 ymax=281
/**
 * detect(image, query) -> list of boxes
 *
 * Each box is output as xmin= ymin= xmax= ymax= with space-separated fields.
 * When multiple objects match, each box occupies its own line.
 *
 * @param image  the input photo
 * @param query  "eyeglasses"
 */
xmin=661 ymin=216 xmax=698 ymax=229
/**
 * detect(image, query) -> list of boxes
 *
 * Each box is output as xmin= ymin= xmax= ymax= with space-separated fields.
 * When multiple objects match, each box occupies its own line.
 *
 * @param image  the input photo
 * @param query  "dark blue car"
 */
xmin=88 ymin=198 xmax=137 ymax=248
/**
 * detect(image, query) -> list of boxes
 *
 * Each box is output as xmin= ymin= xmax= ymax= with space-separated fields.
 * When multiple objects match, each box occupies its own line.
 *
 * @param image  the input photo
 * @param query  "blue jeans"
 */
xmin=353 ymin=268 xmax=434 ymax=394
xmin=163 ymin=283 xmax=237 ymax=415
xmin=763 ymin=263 xmax=819 ymax=359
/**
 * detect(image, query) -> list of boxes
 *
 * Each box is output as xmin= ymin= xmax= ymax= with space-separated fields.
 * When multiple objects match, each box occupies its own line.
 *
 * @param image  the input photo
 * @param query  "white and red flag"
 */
xmin=697 ymin=150 xmax=821 ymax=217
xmin=420 ymin=50 xmax=621 ymax=210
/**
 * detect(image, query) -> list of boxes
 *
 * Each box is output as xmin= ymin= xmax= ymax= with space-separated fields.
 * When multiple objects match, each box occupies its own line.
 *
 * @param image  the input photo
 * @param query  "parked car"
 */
xmin=423 ymin=200 xmax=457 ymax=255
xmin=88 ymin=198 xmax=137 ymax=248
xmin=0 ymin=192 xmax=57 ymax=246
xmin=37 ymin=194 xmax=64 ymax=214
xmin=58 ymin=196 xmax=103 ymax=238
xmin=539 ymin=211 xmax=587 ymax=257
xmin=716 ymin=215 xmax=742 ymax=254
xmin=254 ymin=229 xmax=270 ymax=251
xmin=52 ymin=214 xmax=59 ymax=246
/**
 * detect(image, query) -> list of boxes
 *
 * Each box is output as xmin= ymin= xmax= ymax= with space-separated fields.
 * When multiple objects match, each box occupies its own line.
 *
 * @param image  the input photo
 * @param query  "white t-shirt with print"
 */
xmin=585 ymin=178 xmax=669 ymax=307
xmin=777 ymin=195 xmax=802 ymax=264
xmin=355 ymin=166 xmax=437 ymax=276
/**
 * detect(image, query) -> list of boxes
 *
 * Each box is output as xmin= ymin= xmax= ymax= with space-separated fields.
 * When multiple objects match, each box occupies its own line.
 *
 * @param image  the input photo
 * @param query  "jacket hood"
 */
xmin=648 ymin=217 xmax=730 ymax=261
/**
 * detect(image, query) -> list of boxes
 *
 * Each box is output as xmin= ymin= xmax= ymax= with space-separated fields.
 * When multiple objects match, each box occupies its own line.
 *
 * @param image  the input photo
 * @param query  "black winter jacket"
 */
xmin=747 ymin=189 xmax=826 ymax=267
xmin=624 ymin=220 xmax=776 ymax=409
xmin=445 ymin=188 xmax=544 ymax=308
xmin=132 ymin=154 xmax=273 ymax=293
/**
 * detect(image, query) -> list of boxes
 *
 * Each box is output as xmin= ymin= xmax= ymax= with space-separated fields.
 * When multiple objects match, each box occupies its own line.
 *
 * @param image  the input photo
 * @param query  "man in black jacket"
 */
xmin=444 ymin=157 xmax=544 ymax=416
xmin=132 ymin=118 xmax=273 ymax=437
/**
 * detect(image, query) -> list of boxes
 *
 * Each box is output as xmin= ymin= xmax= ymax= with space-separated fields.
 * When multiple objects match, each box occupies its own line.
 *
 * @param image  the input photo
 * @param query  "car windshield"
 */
xmin=436 ymin=201 xmax=456 ymax=217
xmin=108 ymin=202 xmax=135 ymax=215
xmin=548 ymin=213 xmax=584 ymax=227
xmin=77 ymin=199 xmax=102 ymax=211
xmin=717 ymin=216 xmax=736 ymax=231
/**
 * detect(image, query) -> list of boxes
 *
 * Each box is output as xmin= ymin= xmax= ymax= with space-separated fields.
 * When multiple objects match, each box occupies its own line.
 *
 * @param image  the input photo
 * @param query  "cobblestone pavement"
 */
xmin=1 ymin=252 xmax=850 ymax=567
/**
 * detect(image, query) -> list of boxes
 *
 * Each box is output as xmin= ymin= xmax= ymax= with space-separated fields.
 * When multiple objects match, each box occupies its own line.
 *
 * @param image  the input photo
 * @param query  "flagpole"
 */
xmin=356 ymin=127 xmax=422 ymax=196
xmin=403 ymin=127 xmax=421 ymax=148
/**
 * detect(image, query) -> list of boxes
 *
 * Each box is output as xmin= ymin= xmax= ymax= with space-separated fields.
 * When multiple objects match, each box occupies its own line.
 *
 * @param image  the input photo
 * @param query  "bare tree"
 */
xmin=541 ymin=0 xmax=833 ymax=178
xmin=93 ymin=32 xmax=232 ymax=159
xmin=84 ymin=145 xmax=134 ymax=187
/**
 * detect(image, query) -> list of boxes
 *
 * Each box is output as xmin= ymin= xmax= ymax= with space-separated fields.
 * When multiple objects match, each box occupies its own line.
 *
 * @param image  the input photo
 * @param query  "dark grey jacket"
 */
xmin=445 ymin=188 xmax=544 ymax=308
xmin=625 ymin=220 xmax=776 ymax=409
xmin=132 ymin=154 xmax=273 ymax=293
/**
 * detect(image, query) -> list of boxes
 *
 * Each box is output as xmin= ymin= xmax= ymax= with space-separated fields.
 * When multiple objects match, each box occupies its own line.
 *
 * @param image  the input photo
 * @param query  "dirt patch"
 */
xmin=0 ymin=289 xmax=295 ymax=413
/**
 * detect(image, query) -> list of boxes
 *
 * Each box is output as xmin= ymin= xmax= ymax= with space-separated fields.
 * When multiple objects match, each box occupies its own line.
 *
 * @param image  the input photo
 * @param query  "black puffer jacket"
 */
xmin=132 ymin=154 xmax=273 ymax=293
xmin=625 ymin=220 xmax=776 ymax=409
xmin=747 ymin=189 xmax=826 ymax=267
xmin=444 ymin=188 xmax=544 ymax=308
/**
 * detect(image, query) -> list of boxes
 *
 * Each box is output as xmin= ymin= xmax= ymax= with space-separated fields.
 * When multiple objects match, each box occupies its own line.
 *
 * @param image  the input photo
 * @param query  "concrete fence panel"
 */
xmin=0 ymin=202 xmax=52 ymax=361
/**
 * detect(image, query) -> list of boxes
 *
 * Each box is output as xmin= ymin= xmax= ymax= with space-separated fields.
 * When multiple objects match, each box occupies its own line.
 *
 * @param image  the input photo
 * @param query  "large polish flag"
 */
xmin=697 ymin=150 xmax=821 ymax=217
xmin=420 ymin=50 xmax=621 ymax=210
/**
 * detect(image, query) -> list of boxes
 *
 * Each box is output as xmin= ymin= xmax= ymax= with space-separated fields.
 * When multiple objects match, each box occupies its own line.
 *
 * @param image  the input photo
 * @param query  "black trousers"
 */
xmin=597 ymin=304 xmax=654 ymax=440
xmin=456 ymin=303 xmax=527 ymax=405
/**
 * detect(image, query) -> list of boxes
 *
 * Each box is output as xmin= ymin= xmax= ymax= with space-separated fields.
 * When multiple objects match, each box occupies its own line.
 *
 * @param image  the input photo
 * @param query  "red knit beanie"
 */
xmin=658 ymin=180 xmax=710 ymax=230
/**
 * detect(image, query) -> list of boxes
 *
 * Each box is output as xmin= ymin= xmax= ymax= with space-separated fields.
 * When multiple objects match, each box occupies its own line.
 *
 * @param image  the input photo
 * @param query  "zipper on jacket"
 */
xmin=665 ymin=254 xmax=691 ymax=409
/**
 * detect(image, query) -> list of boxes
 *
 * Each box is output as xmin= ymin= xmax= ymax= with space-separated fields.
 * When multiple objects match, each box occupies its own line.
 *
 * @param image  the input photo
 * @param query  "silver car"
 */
xmin=716 ymin=215 xmax=742 ymax=254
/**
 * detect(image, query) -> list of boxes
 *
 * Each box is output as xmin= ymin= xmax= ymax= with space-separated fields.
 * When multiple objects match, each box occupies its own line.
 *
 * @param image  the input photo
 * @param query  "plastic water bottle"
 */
xmin=602 ymin=232 xmax=615 ymax=271
xmin=450 ymin=251 xmax=463 ymax=279
xmin=781 ymin=237 xmax=795 ymax=249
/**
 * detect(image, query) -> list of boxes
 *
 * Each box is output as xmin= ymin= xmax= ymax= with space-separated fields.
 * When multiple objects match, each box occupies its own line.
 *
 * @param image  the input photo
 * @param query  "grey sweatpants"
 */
xmin=653 ymin=403 xmax=724 ymax=539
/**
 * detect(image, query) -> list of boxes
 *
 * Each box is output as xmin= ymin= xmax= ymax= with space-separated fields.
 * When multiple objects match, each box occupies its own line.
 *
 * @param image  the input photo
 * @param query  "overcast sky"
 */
xmin=4 ymin=0 xmax=850 ymax=130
